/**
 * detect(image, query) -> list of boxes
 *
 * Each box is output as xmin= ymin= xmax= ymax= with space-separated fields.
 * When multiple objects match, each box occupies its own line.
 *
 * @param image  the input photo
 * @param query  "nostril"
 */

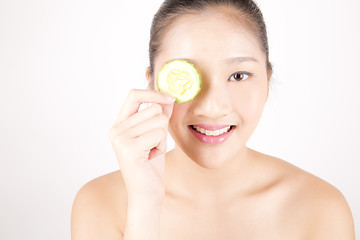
xmin=191 ymin=104 xmax=232 ymax=118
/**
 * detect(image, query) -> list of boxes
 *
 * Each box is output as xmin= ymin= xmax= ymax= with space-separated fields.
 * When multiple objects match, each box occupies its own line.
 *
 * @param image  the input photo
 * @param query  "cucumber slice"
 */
xmin=157 ymin=59 xmax=201 ymax=103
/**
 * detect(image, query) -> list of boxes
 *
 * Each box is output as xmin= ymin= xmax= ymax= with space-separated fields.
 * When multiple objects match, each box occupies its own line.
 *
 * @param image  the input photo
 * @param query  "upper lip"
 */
xmin=190 ymin=124 xmax=234 ymax=131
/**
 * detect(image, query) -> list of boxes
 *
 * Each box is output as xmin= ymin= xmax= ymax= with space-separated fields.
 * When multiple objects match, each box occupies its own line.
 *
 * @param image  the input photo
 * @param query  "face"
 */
xmin=151 ymin=9 xmax=269 ymax=169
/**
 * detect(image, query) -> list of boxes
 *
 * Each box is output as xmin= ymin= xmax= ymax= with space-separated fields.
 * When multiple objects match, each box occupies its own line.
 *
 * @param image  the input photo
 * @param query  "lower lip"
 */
xmin=188 ymin=125 xmax=235 ymax=144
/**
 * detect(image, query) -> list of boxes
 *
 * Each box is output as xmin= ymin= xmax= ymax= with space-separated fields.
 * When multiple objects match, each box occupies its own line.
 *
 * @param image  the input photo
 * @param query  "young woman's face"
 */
xmin=152 ymin=9 xmax=269 ymax=169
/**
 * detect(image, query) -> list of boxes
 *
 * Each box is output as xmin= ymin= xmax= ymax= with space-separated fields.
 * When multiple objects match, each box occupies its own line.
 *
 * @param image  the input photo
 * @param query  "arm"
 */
xmin=123 ymin=200 xmax=163 ymax=240
xmin=71 ymin=179 xmax=124 ymax=240
xmin=107 ymin=89 xmax=175 ymax=239
xmin=308 ymin=187 xmax=355 ymax=240
xmin=71 ymin=178 xmax=163 ymax=240
xmin=72 ymin=90 xmax=174 ymax=239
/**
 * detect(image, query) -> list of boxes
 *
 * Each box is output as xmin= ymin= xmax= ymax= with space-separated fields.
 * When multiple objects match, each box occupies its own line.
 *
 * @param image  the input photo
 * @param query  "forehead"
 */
xmin=157 ymin=9 xmax=265 ymax=67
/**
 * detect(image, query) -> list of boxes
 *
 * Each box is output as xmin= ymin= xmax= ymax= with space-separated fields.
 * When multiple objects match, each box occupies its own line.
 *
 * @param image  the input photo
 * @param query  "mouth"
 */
xmin=188 ymin=124 xmax=236 ymax=144
xmin=190 ymin=125 xmax=235 ymax=136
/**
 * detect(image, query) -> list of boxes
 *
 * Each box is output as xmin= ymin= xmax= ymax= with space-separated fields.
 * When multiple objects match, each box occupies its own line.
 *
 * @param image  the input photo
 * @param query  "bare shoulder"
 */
xmin=291 ymin=169 xmax=355 ymax=239
xmin=71 ymin=170 xmax=127 ymax=240
xmin=253 ymin=150 xmax=355 ymax=239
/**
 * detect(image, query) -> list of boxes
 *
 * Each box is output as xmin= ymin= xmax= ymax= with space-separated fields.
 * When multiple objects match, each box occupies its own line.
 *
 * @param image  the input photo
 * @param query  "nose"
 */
xmin=191 ymin=79 xmax=232 ymax=119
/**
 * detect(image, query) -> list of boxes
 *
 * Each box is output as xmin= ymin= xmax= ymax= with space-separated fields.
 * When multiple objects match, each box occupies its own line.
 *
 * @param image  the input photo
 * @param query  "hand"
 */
xmin=108 ymin=89 xmax=175 ymax=203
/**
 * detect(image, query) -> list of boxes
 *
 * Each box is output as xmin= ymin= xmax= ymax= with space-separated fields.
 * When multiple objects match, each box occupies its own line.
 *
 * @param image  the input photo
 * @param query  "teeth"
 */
xmin=193 ymin=125 xmax=232 ymax=136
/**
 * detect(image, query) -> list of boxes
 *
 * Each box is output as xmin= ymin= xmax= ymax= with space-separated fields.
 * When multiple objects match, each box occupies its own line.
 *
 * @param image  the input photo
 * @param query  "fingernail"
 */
xmin=165 ymin=95 xmax=176 ymax=102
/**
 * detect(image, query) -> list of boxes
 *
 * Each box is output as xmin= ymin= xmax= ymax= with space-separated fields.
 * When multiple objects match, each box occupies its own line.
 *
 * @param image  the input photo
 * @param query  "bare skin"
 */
xmin=71 ymin=7 xmax=355 ymax=240
xmin=71 ymin=150 xmax=354 ymax=239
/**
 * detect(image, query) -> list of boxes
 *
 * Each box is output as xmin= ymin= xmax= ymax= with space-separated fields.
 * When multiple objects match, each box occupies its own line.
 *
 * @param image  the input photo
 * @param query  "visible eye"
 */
xmin=229 ymin=72 xmax=252 ymax=82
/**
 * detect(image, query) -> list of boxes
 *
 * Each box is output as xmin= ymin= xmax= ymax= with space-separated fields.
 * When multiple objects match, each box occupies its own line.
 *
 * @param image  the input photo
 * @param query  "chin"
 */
xmin=175 ymin=141 xmax=242 ymax=170
xmin=193 ymin=157 xmax=229 ymax=169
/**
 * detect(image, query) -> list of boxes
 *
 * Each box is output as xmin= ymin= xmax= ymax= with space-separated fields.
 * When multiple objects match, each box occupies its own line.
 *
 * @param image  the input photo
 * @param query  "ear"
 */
xmin=267 ymin=63 xmax=273 ymax=81
xmin=146 ymin=66 xmax=150 ymax=83
xmin=265 ymin=63 xmax=273 ymax=102
xmin=145 ymin=66 xmax=153 ymax=90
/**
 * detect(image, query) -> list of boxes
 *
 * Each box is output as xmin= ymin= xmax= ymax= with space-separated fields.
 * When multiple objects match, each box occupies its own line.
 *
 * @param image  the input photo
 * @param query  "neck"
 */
xmin=165 ymin=145 xmax=256 ymax=203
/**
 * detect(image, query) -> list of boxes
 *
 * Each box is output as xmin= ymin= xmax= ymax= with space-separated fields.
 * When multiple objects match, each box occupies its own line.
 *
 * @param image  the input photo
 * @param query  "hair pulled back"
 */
xmin=149 ymin=0 xmax=272 ymax=78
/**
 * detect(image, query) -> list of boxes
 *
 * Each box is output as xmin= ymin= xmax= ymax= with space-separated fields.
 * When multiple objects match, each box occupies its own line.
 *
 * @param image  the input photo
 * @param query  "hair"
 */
xmin=148 ymin=0 xmax=272 ymax=81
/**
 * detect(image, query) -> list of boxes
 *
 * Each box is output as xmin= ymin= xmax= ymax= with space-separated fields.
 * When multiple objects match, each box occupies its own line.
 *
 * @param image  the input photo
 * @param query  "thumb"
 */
xmin=161 ymin=102 xmax=175 ymax=120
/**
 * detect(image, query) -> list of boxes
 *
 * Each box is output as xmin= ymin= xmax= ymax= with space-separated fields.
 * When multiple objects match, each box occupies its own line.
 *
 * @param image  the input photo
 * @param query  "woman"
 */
xmin=71 ymin=0 xmax=355 ymax=239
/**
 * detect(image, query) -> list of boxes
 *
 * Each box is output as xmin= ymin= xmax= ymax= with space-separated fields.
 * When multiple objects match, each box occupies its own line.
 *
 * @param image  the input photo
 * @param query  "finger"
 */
xmin=148 ymin=134 xmax=167 ymax=160
xmin=113 ymin=89 xmax=175 ymax=126
xmin=134 ymin=128 xmax=167 ymax=160
xmin=114 ymin=103 xmax=163 ymax=130
xmin=161 ymin=102 xmax=174 ymax=120
xmin=153 ymin=88 xmax=175 ymax=120
xmin=127 ymin=114 xmax=169 ymax=138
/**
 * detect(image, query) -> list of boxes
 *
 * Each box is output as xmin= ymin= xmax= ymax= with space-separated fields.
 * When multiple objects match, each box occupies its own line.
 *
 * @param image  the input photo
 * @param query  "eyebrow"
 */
xmin=168 ymin=56 xmax=258 ymax=66
xmin=225 ymin=56 xmax=259 ymax=64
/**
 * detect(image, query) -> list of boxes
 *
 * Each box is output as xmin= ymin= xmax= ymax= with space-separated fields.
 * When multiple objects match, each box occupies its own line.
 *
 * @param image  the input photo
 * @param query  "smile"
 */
xmin=191 ymin=125 xmax=232 ymax=136
xmin=188 ymin=124 xmax=236 ymax=144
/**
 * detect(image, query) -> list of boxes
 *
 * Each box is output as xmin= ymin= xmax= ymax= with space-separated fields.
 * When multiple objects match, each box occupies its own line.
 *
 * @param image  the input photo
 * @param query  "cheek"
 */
xmin=229 ymin=82 xmax=268 ymax=122
xmin=169 ymin=103 xmax=188 ymax=127
xmin=151 ymin=78 xmax=157 ymax=91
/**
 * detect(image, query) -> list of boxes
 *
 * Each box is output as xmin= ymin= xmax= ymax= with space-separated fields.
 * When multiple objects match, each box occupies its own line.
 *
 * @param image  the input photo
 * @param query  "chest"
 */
xmin=159 ymin=198 xmax=302 ymax=240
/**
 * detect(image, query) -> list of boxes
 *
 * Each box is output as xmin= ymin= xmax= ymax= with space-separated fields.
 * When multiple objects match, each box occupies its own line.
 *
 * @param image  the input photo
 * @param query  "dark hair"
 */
xmin=149 ymin=0 xmax=272 ymax=80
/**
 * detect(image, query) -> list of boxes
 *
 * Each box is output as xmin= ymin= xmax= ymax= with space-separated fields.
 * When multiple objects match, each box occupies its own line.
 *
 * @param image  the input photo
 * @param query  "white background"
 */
xmin=0 ymin=0 xmax=359 ymax=239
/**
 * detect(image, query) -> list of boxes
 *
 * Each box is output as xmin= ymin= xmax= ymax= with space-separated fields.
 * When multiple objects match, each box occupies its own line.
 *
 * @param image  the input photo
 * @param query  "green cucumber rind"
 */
xmin=156 ymin=59 xmax=202 ymax=104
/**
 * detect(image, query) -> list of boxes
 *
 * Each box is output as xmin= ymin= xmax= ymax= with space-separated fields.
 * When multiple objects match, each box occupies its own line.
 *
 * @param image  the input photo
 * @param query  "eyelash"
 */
xmin=228 ymin=71 xmax=253 ymax=82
